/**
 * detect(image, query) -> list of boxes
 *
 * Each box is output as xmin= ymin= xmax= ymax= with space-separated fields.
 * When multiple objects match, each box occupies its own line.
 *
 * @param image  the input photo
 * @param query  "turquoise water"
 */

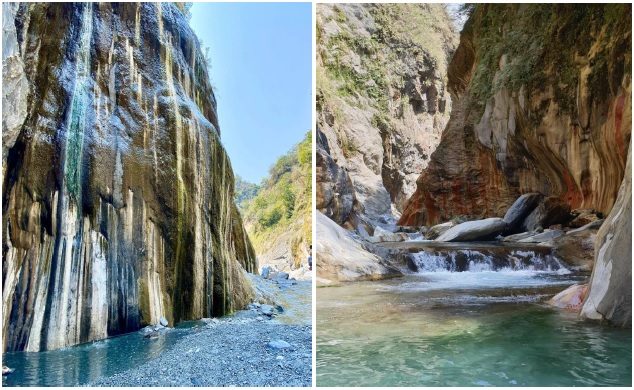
xmin=317 ymin=271 xmax=632 ymax=387
xmin=1 ymin=321 xmax=204 ymax=387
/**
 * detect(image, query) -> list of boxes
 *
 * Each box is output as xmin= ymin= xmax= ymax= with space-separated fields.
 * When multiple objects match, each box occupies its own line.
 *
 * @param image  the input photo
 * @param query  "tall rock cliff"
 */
xmin=399 ymin=4 xmax=632 ymax=226
xmin=316 ymin=4 xmax=458 ymax=228
xmin=2 ymin=2 xmax=256 ymax=352
xmin=581 ymin=140 xmax=631 ymax=327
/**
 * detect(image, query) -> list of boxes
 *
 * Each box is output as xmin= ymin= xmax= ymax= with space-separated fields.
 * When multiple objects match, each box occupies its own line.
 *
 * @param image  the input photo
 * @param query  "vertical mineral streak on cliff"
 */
xmin=63 ymin=2 xmax=93 ymax=205
xmin=134 ymin=4 xmax=141 ymax=47
xmin=3 ymin=2 xmax=255 ymax=353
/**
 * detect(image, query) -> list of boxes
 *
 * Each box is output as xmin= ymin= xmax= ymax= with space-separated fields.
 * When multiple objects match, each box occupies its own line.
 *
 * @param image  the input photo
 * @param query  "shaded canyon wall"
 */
xmin=2 ymin=2 xmax=256 ymax=352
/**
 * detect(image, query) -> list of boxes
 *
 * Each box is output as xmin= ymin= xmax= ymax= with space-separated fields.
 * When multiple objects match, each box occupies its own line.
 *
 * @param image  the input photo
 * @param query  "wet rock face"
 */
xmin=316 ymin=3 xmax=458 ymax=227
xmin=399 ymin=4 xmax=632 ymax=227
xmin=2 ymin=3 xmax=256 ymax=352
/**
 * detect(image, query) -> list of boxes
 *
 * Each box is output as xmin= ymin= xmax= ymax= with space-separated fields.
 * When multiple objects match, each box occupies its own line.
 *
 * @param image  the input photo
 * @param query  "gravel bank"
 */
xmin=90 ymin=278 xmax=312 ymax=387
xmin=90 ymin=317 xmax=311 ymax=387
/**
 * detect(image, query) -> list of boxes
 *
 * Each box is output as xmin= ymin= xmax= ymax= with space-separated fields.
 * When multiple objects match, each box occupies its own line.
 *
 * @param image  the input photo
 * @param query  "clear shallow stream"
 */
xmin=316 ymin=245 xmax=632 ymax=387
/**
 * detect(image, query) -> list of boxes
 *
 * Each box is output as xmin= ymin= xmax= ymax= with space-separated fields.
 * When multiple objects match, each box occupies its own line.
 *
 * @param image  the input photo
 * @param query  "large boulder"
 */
xmin=547 ymin=284 xmax=588 ymax=310
xmin=425 ymin=221 xmax=455 ymax=240
xmin=521 ymin=197 xmax=571 ymax=231
xmin=315 ymin=212 xmax=401 ymax=285
xmin=569 ymin=209 xmax=601 ymax=228
xmin=502 ymin=193 xmax=543 ymax=233
xmin=549 ymin=220 xmax=603 ymax=271
xmin=371 ymin=226 xmax=404 ymax=242
xmin=581 ymin=141 xmax=632 ymax=327
xmin=436 ymin=218 xmax=507 ymax=242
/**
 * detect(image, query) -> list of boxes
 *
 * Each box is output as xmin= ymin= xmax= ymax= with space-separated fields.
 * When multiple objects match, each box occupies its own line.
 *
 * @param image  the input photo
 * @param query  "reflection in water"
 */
xmin=2 ymin=324 xmax=194 ymax=387
xmin=317 ymin=272 xmax=632 ymax=387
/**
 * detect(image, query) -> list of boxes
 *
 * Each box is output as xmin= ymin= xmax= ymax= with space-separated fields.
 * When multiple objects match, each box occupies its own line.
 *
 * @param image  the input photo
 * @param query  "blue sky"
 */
xmin=189 ymin=2 xmax=312 ymax=184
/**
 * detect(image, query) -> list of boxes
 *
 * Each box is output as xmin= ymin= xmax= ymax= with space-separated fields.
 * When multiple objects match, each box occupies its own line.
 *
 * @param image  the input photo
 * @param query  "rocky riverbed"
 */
xmin=88 ymin=276 xmax=312 ymax=387
xmin=89 ymin=320 xmax=311 ymax=387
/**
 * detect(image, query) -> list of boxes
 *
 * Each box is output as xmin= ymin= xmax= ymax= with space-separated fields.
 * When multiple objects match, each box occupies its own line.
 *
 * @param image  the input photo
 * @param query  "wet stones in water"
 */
xmin=268 ymin=340 xmax=292 ymax=349
xmin=159 ymin=317 xmax=169 ymax=327
xmin=261 ymin=267 xmax=270 ymax=279
xmin=518 ymin=229 xmax=564 ymax=243
xmin=2 ymin=366 xmax=13 ymax=376
xmin=276 ymin=272 xmax=289 ymax=280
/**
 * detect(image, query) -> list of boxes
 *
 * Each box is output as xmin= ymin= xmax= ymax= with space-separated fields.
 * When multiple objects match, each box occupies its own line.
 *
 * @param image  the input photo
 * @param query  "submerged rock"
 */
xmin=436 ymin=218 xmax=507 ymax=242
xmin=2 ymin=366 xmax=13 ymax=376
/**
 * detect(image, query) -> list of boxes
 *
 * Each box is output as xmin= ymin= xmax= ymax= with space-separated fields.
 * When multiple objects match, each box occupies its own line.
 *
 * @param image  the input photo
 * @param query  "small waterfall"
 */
xmin=409 ymin=248 xmax=570 ymax=273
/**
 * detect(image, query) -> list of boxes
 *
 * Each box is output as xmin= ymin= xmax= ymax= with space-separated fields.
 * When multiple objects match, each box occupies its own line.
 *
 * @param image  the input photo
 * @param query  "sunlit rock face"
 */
xmin=399 ymin=4 xmax=632 ymax=227
xmin=2 ymin=2 xmax=256 ymax=352
xmin=316 ymin=4 xmax=459 ymax=226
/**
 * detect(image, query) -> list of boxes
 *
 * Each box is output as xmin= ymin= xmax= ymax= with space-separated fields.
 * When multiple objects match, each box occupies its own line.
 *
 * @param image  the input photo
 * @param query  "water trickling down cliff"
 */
xmin=2 ymin=2 xmax=256 ymax=352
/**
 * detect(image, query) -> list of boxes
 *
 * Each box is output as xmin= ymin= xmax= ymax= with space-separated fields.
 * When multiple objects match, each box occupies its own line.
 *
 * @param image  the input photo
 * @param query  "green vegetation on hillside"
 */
xmin=465 ymin=4 xmax=632 ymax=117
xmin=316 ymin=4 xmax=456 ymax=154
xmin=241 ymin=131 xmax=312 ymax=267
xmin=234 ymin=176 xmax=260 ymax=213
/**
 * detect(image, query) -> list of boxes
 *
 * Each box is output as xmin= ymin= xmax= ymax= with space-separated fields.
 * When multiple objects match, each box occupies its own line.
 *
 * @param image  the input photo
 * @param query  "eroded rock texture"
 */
xmin=399 ymin=4 xmax=632 ymax=227
xmin=581 ymin=141 xmax=632 ymax=326
xmin=2 ymin=3 xmax=256 ymax=352
xmin=316 ymin=4 xmax=458 ymax=227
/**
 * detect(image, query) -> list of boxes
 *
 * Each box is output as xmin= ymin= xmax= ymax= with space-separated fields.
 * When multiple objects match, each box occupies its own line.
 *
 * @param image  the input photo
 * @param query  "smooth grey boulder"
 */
xmin=159 ymin=317 xmax=168 ymax=327
xmin=518 ymin=229 xmax=564 ymax=243
xmin=581 ymin=141 xmax=632 ymax=327
xmin=268 ymin=340 xmax=292 ymax=349
xmin=276 ymin=272 xmax=289 ymax=280
xmin=425 ymin=221 xmax=455 ymax=240
xmin=503 ymin=193 xmax=543 ymax=232
xmin=372 ymin=226 xmax=403 ymax=242
xmin=315 ymin=211 xmax=401 ymax=285
xmin=436 ymin=218 xmax=507 ymax=242
xmin=261 ymin=267 xmax=270 ymax=279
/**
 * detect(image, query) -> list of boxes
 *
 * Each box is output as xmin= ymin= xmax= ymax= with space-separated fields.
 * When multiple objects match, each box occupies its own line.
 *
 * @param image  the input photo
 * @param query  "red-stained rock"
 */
xmin=399 ymin=4 xmax=632 ymax=228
